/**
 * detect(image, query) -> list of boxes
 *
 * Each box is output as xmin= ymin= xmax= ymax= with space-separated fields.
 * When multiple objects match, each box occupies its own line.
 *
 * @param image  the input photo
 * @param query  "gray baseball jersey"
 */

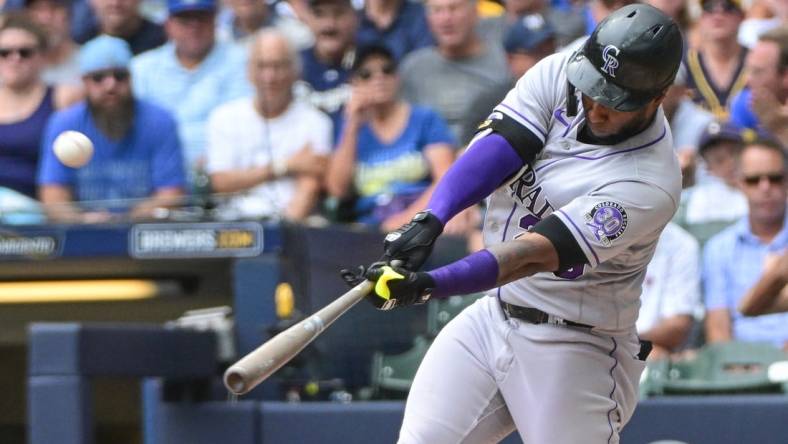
xmin=481 ymin=52 xmax=682 ymax=335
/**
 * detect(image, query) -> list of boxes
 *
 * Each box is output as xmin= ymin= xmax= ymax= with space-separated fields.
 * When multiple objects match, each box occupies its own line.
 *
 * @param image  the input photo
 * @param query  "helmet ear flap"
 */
xmin=566 ymin=81 xmax=578 ymax=117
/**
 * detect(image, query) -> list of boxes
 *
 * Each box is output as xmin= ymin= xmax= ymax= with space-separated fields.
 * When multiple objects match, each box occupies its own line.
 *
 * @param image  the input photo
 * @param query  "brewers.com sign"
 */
xmin=130 ymin=222 xmax=264 ymax=259
xmin=0 ymin=235 xmax=59 ymax=258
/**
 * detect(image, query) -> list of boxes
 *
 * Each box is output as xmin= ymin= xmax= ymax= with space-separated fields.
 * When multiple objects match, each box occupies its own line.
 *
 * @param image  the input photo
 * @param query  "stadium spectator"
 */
xmin=646 ymin=0 xmax=692 ymax=35
xmin=295 ymin=0 xmax=357 ymax=140
xmin=82 ymin=0 xmax=166 ymax=54
xmin=562 ymin=0 xmax=637 ymax=52
xmin=739 ymin=0 xmax=788 ymax=48
xmin=24 ymin=0 xmax=81 ymax=84
xmin=483 ymin=0 xmax=584 ymax=49
xmin=206 ymin=30 xmax=331 ymax=220
xmin=460 ymin=15 xmax=555 ymax=143
xmin=703 ymin=138 xmax=788 ymax=350
xmin=38 ymin=35 xmax=186 ymax=222
xmin=326 ymin=44 xmax=461 ymax=231
xmin=738 ymin=248 xmax=788 ymax=317
xmin=677 ymin=122 xmax=749 ymax=245
xmin=662 ymin=69 xmax=715 ymax=189
xmin=684 ymin=0 xmax=748 ymax=121
xmin=730 ymin=26 xmax=788 ymax=146
xmin=0 ymin=14 xmax=81 ymax=202
xmin=130 ymin=0 xmax=251 ymax=180
xmin=356 ymin=0 xmax=434 ymax=61
xmin=638 ymin=222 xmax=701 ymax=360
xmin=400 ymin=0 xmax=509 ymax=142
xmin=215 ymin=0 xmax=312 ymax=50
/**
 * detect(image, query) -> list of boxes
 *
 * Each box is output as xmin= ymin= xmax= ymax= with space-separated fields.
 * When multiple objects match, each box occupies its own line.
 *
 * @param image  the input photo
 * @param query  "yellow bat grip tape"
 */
xmin=374 ymin=266 xmax=404 ymax=300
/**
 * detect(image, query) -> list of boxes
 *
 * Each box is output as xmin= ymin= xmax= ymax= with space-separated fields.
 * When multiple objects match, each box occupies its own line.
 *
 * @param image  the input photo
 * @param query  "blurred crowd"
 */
xmin=0 ymin=0 xmax=787 ymax=356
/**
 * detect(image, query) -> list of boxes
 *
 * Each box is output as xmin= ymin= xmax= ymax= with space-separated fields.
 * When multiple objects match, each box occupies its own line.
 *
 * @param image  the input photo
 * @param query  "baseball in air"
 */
xmin=53 ymin=131 xmax=94 ymax=168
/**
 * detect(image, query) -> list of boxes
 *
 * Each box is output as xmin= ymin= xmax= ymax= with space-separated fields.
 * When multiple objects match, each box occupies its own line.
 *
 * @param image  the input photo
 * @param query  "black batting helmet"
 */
xmin=566 ymin=4 xmax=684 ymax=112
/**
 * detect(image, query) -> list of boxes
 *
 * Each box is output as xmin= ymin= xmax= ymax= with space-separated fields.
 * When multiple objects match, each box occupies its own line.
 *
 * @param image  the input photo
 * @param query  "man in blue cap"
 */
xmin=38 ymin=35 xmax=186 ymax=223
xmin=130 ymin=0 xmax=251 ymax=182
xmin=460 ymin=14 xmax=555 ymax=143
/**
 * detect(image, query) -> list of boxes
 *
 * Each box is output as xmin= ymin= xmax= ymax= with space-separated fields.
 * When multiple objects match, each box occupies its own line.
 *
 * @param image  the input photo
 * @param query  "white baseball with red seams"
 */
xmin=53 ymin=131 xmax=94 ymax=168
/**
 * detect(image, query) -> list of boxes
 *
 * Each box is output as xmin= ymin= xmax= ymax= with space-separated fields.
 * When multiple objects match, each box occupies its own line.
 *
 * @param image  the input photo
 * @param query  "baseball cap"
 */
xmin=78 ymin=35 xmax=132 ymax=75
xmin=167 ymin=0 xmax=216 ymax=15
xmin=503 ymin=14 xmax=555 ymax=54
xmin=697 ymin=121 xmax=748 ymax=154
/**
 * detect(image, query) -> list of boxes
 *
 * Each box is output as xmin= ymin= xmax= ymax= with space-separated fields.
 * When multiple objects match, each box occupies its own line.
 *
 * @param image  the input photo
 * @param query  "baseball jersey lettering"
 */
xmin=482 ymin=52 xmax=681 ymax=334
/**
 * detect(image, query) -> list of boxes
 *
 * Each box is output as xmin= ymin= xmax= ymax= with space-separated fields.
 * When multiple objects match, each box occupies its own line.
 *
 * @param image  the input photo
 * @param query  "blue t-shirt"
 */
xmin=356 ymin=1 xmax=434 ymax=61
xmin=340 ymin=105 xmax=455 ymax=222
xmin=38 ymin=99 xmax=186 ymax=210
xmin=729 ymin=88 xmax=759 ymax=130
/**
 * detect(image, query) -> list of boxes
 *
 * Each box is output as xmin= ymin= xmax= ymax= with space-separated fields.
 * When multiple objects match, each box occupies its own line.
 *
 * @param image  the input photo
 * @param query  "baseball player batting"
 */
xmin=342 ymin=4 xmax=683 ymax=443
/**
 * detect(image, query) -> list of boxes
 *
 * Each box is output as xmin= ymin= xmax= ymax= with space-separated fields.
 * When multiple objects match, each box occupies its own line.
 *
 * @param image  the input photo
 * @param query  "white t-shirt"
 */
xmin=636 ymin=222 xmax=701 ymax=333
xmin=481 ymin=52 xmax=682 ymax=335
xmin=205 ymin=98 xmax=332 ymax=218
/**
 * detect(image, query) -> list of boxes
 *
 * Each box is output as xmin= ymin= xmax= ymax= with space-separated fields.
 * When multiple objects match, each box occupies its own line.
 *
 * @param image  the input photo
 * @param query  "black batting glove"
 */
xmin=365 ymin=265 xmax=434 ymax=310
xmin=383 ymin=211 xmax=443 ymax=271
xmin=340 ymin=261 xmax=386 ymax=289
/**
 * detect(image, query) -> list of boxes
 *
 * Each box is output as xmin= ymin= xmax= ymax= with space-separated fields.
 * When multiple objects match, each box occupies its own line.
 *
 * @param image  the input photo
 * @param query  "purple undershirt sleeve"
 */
xmin=427 ymin=249 xmax=500 ymax=299
xmin=427 ymin=133 xmax=524 ymax=225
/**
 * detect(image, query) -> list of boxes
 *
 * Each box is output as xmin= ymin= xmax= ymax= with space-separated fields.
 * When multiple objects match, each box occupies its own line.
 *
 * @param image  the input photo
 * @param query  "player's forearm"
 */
xmin=427 ymin=133 xmax=523 ymax=224
xmin=426 ymin=232 xmax=558 ymax=298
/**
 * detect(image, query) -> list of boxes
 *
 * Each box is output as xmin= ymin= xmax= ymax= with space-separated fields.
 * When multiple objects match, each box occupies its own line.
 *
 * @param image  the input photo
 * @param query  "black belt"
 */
xmin=500 ymin=301 xmax=594 ymax=329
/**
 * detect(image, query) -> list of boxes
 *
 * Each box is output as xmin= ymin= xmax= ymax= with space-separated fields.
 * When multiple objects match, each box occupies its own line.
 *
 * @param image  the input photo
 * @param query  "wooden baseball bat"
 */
xmin=224 ymin=280 xmax=373 ymax=395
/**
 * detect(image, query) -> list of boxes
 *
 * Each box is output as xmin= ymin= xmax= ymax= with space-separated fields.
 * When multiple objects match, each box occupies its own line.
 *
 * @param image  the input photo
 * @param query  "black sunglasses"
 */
xmin=86 ymin=69 xmax=130 ymax=83
xmin=0 ymin=46 xmax=38 ymax=59
xmin=357 ymin=63 xmax=396 ymax=80
xmin=702 ymin=0 xmax=740 ymax=13
xmin=743 ymin=173 xmax=785 ymax=186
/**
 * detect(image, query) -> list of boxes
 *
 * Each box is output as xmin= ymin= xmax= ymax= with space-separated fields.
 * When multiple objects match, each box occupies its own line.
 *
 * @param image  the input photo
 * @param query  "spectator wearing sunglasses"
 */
xmin=0 ymin=13 xmax=81 ymax=214
xmin=326 ymin=44 xmax=478 ymax=232
xmin=38 ymin=35 xmax=186 ymax=223
xmin=703 ymin=136 xmax=788 ymax=350
xmin=684 ymin=0 xmax=748 ymax=122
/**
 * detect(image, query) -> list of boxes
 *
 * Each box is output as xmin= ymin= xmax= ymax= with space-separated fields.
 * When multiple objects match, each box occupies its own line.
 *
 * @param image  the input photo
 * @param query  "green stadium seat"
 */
xmin=368 ymin=335 xmax=432 ymax=396
xmin=427 ymin=293 xmax=484 ymax=338
xmin=641 ymin=341 xmax=788 ymax=396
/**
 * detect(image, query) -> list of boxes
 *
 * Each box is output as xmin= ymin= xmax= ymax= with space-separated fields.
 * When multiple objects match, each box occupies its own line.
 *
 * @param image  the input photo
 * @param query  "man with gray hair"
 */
xmin=399 ymin=0 xmax=509 ymax=142
xmin=205 ymin=30 xmax=331 ymax=220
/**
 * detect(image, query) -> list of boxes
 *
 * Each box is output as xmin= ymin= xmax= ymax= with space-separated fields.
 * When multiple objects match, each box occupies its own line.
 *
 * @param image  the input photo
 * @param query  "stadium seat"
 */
xmin=641 ymin=341 xmax=788 ymax=396
xmin=368 ymin=335 xmax=432 ymax=397
xmin=427 ymin=293 xmax=484 ymax=338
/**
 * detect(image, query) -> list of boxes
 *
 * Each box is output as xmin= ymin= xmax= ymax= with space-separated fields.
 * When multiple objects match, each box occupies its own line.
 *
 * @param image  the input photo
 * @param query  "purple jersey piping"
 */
xmin=606 ymin=337 xmax=620 ymax=444
xmin=557 ymin=209 xmax=600 ymax=266
xmin=536 ymin=126 xmax=667 ymax=173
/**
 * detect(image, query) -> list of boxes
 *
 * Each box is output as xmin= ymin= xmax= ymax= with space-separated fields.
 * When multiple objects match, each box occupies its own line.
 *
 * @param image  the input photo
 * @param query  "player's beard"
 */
xmin=579 ymin=107 xmax=657 ymax=146
xmin=88 ymin=96 xmax=135 ymax=141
